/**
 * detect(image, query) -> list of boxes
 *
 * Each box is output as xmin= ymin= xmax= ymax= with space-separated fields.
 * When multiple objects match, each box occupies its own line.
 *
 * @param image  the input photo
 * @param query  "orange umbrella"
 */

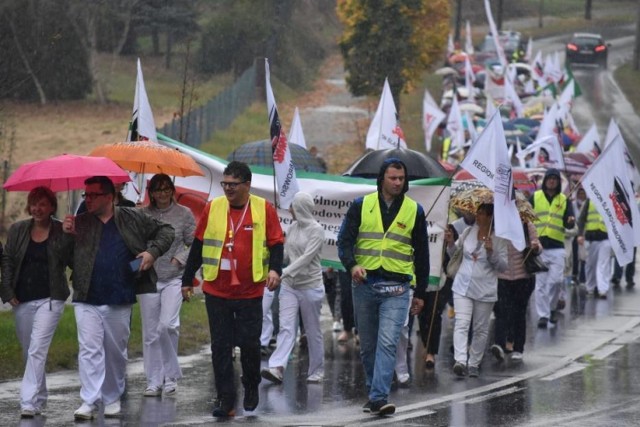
xmin=89 ymin=141 xmax=203 ymax=177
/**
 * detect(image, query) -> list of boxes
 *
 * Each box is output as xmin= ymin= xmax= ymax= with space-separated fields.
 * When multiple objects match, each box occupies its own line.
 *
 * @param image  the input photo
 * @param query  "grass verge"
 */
xmin=0 ymin=295 xmax=211 ymax=381
xmin=614 ymin=63 xmax=640 ymax=115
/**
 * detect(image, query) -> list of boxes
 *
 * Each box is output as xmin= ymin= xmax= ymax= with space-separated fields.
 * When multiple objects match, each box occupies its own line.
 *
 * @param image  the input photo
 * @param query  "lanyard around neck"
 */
xmin=228 ymin=201 xmax=250 ymax=242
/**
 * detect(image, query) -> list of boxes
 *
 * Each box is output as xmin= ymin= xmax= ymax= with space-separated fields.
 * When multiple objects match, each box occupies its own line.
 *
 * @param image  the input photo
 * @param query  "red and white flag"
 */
xmin=127 ymin=58 xmax=157 ymax=142
xmin=446 ymin=96 xmax=466 ymax=154
xmin=365 ymin=78 xmax=407 ymax=150
xmin=575 ymin=123 xmax=601 ymax=155
xmin=460 ymin=111 xmax=526 ymax=250
xmin=265 ymin=58 xmax=299 ymax=209
xmin=423 ymin=89 xmax=445 ymax=153
xmin=288 ymin=107 xmax=307 ymax=148
xmin=582 ymin=135 xmax=640 ymax=266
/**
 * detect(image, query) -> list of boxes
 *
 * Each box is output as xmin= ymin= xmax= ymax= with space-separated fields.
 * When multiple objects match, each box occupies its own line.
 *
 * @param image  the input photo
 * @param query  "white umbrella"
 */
xmin=435 ymin=67 xmax=458 ymax=76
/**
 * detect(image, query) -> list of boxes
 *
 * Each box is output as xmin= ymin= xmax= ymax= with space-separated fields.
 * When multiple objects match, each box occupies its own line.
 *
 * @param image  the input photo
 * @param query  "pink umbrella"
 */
xmin=3 ymin=154 xmax=130 ymax=192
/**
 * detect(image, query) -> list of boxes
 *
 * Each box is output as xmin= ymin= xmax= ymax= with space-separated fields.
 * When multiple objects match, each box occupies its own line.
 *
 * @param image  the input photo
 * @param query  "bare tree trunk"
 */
xmin=634 ymin=0 xmax=640 ymax=70
xmin=454 ymin=0 xmax=463 ymax=42
xmin=585 ymin=0 xmax=593 ymax=20
xmin=538 ymin=0 xmax=544 ymax=28
xmin=497 ymin=0 xmax=504 ymax=30
xmin=152 ymin=28 xmax=160 ymax=55
xmin=165 ymin=31 xmax=173 ymax=70
xmin=7 ymin=18 xmax=47 ymax=104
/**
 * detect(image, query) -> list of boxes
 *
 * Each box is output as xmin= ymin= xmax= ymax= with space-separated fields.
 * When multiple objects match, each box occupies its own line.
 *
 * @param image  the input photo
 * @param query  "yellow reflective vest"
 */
xmin=533 ymin=190 xmax=567 ymax=243
xmin=585 ymin=200 xmax=606 ymax=233
xmin=202 ymin=195 xmax=268 ymax=282
xmin=354 ymin=193 xmax=417 ymax=276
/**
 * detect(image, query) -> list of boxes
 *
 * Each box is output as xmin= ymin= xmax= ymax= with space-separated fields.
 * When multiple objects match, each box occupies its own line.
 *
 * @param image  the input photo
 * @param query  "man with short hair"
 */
xmin=337 ymin=158 xmax=428 ymax=416
xmin=182 ymin=161 xmax=284 ymax=418
xmin=61 ymin=176 xmax=174 ymax=420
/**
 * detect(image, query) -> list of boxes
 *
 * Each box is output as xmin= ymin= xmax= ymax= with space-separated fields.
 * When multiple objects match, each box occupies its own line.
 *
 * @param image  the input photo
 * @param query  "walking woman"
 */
xmin=261 ymin=192 xmax=325 ymax=384
xmin=491 ymin=220 xmax=541 ymax=363
xmin=139 ymin=174 xmax=195 ymax=396
xmin=447 ymin=203 xmax=508 ymax=378
xmin=0 ymin=187 xmax=69 ymax=418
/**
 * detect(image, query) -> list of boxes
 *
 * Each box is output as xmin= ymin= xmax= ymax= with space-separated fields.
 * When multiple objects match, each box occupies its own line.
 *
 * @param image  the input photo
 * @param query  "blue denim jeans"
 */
xmin=352 ymin=279 xmax=410 ymax=402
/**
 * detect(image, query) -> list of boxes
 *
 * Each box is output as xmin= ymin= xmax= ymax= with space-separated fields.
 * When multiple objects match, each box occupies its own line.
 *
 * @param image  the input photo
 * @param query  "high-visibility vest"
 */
xmin=533 ymin=190 xmax=567 ymax=243
xmin=441 ymin=137 xmax=451 ymax=161
xmin=355 ymin=193 xmax=417 ymax=277
xmin=585 ymin=200 xmax=606 ymax=232
xmin=202 ymin=194 xmax=268 ymax=282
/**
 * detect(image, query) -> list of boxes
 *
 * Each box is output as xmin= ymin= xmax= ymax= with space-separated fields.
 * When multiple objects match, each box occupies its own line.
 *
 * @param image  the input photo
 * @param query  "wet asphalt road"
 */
xmin=3 ymin=278 xmax=640 ymax=426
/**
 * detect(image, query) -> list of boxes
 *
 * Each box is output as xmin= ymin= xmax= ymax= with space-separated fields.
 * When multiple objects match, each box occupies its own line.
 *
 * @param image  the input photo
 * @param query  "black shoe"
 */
xmin=611 ymin=277 xmax=620 ymax=287
xmin=212 ymin=397 xmax=235 ymax=418
xmin=538 ymin=317 xmax=548 ymax=328
xmin=369 ymin=400 xmax=395 ymax=416
xmin=260 ymin=346 xmax=270 ymax=358
xmin=549 ymin=311 xmax=558 ymax=324
xmin=362 ymin=400 xmax=373 ymax=413
xmin=243 ymin=386 xmax=259 ymax=411
xmin=627 ymin=281 xmax=635 ymax=289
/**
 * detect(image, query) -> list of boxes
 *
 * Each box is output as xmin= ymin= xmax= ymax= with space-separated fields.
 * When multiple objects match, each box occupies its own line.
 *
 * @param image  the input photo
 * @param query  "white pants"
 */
xmin=585 ymin=240 xmax=612 ymax=294
xmin=74 ymin=303 xmax=131 ymax=406
xmin=260 ymin=288 xmax=275 ymax=346
xmin=14 ymin=298 xmax=64 ymax=411
xmin=535 ymin=248 xmax=565 ymax=319
xmin=139 ymin=277 xmax=183 ymax=388
xmin=394 ymin=289 xmax=413 ymax=378
xmin=268 ymin=285 xmax=325 ymax=377
xmin=453 ymin=293 xmax=494 ymax=368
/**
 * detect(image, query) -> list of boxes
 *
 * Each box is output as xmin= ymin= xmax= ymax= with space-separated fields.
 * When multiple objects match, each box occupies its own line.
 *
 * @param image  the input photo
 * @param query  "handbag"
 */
xmin=522 ymin=223 xmax=548 ymax=274
xmin=446 ymin=227 xmax=471 ymax=278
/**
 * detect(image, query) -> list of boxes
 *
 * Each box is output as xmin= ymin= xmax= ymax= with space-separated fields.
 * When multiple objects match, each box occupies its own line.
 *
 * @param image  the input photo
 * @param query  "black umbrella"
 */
xmin=227 ymin=139 xmax=326 ymax=173
xmin=342 ymin=148 xmax=447 ymax=180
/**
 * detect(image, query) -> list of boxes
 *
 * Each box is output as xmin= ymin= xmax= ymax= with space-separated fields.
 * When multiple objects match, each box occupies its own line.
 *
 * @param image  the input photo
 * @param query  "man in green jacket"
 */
xmin=61 ymin=176 xmax=174 ymax=421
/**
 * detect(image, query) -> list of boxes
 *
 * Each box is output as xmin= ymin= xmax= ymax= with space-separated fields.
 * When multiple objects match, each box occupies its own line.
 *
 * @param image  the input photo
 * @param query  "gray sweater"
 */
xmin=142 ymin=202 xmax=195 ymax=282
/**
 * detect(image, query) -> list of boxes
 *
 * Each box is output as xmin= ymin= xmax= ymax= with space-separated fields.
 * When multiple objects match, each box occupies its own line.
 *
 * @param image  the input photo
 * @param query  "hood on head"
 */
xmin=377 ymin=157 xmax=409 ymax=194
xmin=291 ymin=192 xmax=316 ymax=225
xmin=542 ymin=168 xmax=561 ymax=192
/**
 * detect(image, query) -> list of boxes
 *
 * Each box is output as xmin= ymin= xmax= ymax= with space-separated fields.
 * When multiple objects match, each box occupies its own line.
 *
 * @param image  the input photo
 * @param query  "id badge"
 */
xmin=220 ymin=258 xmax=237 ymax=271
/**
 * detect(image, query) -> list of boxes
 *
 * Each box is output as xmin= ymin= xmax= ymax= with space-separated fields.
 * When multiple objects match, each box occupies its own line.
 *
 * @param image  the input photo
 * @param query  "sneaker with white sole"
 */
xmin=396 ymin=372 xmax=410 ymax=387
xmin=261 ymin=367 xmax=283 ymax=384
xmin=164 ymin=379 xmax=178 ymax=396
xmin=490 ymin=344 xmax=505 ymax=361
xmin=20 ymin=408 xmax=35 ymax=418
xmin=74 ymin=403 xmax=97 ymax=420
xmin=307 ymin=372 xmax=324 ymax=383
xmin=510 ymin=351 xmax=524 ymax=362
xmin=104 ymin=400 xmax=121 ymax=418
xmin=143 ymin=386 xmax=162 ymax=397
xmin=332 ymin=321 xmax=342 ymax=332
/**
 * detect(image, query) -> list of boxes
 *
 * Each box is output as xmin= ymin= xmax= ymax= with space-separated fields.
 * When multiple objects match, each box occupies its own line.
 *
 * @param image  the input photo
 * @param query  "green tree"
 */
xmin=337 ymin=0 xmax=450 ymax=112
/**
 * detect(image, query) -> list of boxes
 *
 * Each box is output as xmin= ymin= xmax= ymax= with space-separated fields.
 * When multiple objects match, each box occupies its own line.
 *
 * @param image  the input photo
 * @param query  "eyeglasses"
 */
xmin=82 ymin=192 xmax=107 ymax=200
xmin=152 ymin=188 xmax=173 ymax=194
xmin=220 ymin=181 xmax=247 ymax=189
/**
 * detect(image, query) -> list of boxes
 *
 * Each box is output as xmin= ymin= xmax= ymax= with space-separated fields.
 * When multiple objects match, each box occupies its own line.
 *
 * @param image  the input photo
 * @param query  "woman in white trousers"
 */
xmin=446 ymin=204 xmax=508 ymax=378
xmin=261 ymin=192 xmax=325 ymax=384
xmin=140 ymin=174 xmax=195 ymax=396
xmin=0 ymin=187 xmax=70 ymax=418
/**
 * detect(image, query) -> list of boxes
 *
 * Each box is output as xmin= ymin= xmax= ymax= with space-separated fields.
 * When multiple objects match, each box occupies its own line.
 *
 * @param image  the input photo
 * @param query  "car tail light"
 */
xmin=595 ymin=45 xmax=606 ymax=52
xmin=567 ymin=43 xmax=578 ymax=51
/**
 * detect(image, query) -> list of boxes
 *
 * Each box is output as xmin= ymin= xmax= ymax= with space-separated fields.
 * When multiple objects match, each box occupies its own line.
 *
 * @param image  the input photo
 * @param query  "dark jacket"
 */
xmin=59 ymin=207 xmax=174 ymax=302
xmin=0 ymin=219 xmax=70 ymax=303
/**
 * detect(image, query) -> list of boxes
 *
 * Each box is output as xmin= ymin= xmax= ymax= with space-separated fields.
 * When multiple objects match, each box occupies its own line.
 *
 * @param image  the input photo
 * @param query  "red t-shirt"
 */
xmin=195 ymin=199 xmax=284 ymax=299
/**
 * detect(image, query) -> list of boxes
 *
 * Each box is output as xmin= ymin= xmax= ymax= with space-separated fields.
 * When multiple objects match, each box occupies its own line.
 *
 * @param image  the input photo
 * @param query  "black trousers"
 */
xmin=612 ymin=247 xmax=637 ymax=283
xmin=494 ymin=278 xmax=535 ymax=353
xmin=205 ymin=294 xmax=262 ymax=402
xmin=338 ymin=271 xmax=355 ymax=332
xmin=418 ymin=278 xmax=453 ymax=355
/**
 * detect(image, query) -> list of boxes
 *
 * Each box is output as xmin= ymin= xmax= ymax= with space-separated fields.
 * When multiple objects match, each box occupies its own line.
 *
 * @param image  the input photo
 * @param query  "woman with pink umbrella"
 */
xmin=0 ymin=187 xmax=70 ymax=418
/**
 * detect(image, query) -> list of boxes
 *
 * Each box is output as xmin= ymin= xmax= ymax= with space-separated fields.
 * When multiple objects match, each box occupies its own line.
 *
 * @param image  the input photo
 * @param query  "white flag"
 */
xmin=127 ymin=58 xmax=158 ymax=142
xmin=525 ymin=36 xmax=532 ymax=62
xmin=504 ymin=75 xmax=524 ymax=118
xmin=465 ymin=20 xmax=474 ymax=55
xmin=288 ymin=107 xmax=307 ymax=148
xmin=446 ymin=96 xmax=466 ymax=153
xmin=447 ymin=33 xmax=455 ymax=56
xmin=484 ymin=0 xmax=508 ymax=68
xmin=423 ymin=89 xmax=446 ymax=153
xmin=604 ymin=118 xmax=640 ymax=188
xmin=575 ymin=123 xmax=601 ymax=155
xmin=365 ymin=78 xmax=407 ymax=150
xmin=581 ymin=136 xmax=640 ymax=266
xmin=460 ymin=111 xmax=526 ymax=250
xmin=465 ymin=56 xmax=476 ymax=103
xmin=265 ymin=58 xmax=299 ymax=209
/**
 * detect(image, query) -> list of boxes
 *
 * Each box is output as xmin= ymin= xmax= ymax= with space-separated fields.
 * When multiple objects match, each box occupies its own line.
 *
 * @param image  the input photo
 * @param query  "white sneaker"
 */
xmin=74 ymin=403 xmax=97 ymax=420
xmin=332 ymin=321 xmax=342 ymax=332
xmin=164 ymin=379 xmax=178 ymax=396
xmin=20 ymin=408 xmax=35 ymax=418
xmin=307 ymin=372 xmax=324 ymax=383
xmin=104 ymin=400 xmax=121 ymax=418
xmin=397 ymin=373 xmax=410 ymax=386
xmin=143 ymin=386 xmax=162 ymax=397
xmin=261 ymin=367 xmax=283 ymax=384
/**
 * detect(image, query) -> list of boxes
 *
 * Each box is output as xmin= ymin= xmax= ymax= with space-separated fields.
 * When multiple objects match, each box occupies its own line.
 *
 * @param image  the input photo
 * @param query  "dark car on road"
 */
xmin=565 ymin=33 xmax=609 ymax=68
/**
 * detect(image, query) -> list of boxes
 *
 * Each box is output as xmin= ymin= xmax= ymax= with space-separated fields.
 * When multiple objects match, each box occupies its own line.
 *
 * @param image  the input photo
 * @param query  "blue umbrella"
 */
xmin=227 ymin=139 xmax=326 ymax=173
